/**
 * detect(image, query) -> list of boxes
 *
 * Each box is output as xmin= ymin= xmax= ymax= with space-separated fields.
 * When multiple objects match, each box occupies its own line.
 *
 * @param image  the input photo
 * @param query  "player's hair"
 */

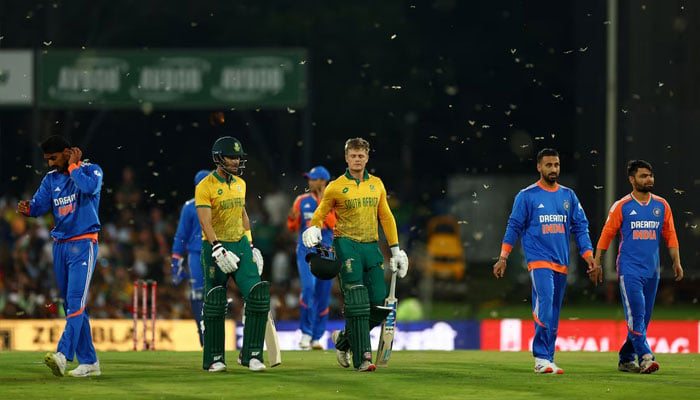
xmin=536 ymin=148 xmax=559 ymax=162
xmin=40 ymin=135 xmax=71 ymax=153
xmin=344 ymin=137 xmax=370 ymax=154
xmin=627 ymin=159 xmax=653 ymax=176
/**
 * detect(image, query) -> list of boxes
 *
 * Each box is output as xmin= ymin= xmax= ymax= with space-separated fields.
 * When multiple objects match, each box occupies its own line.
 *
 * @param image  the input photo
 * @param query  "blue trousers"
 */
xmin=188 ymin=252 xmax=204 ymax=346
xmin=296 ymin=245 xmax=333 ymax=340
xmin=530 ymin=268 xmax=567 ymax=362
xmin=53 ymin=239 xmax=98 ymax=364
xmin=618 ymin=274 xmax=659 ymax=362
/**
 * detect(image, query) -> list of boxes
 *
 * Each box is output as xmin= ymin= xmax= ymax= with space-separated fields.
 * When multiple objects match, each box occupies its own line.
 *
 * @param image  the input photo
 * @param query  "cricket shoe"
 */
xmin=550 ymin=362 xmax=564 ymax=374
xmin=311 ymin=340 xmax=323 ymax=350
xmin=299 ymin=333 xmax=312 ymax=350
xmin=208 ymin=362 xmax=227 ymax=372
xmin=331 ymin=330 xmax=351 ymax=368
xmin=248 ymin=358 xmax=266 ymax=372
xmin=534 ymin=358 xmax=554 ymax=374
xmin=356 ymin=361 xmax=376 ymax=372
xmin=44 ymin=352 xmax=66 ymax=377
xmin=68 ymin=360 xmax=101 ymax=377
xmin=618 ymin=360 xmax=641 ymax=373
xmin=639 ymin=354 xmax=659 ymax=374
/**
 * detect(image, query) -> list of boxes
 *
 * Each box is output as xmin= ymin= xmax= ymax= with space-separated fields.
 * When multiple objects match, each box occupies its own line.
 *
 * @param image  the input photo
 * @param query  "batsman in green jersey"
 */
xmin=196 ymin=136 xmax=267 ymax=373
xmin=302 ymin=137 xmax=409 ymax=372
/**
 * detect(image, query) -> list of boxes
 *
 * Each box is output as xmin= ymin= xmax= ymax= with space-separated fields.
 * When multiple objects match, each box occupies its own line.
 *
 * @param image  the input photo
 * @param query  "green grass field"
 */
xmin=1 ymin=350 xmax=698 ymax=399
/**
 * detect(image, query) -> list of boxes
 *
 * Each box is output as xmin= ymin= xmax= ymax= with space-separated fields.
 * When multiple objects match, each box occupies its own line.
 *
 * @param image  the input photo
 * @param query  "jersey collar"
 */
xmin=213 ymin=170 xmax=236 ymax=183
xmin=344 ymin=168 xmax=369 ymax=183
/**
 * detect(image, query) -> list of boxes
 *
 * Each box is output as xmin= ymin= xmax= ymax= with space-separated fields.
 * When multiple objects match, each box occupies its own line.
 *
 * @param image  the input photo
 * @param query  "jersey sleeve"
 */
xmin=596 ymin=200 xmax=624 ymax=250
xmin=501 ymin=191 xmax=528 ymax=256
xmin=569 ymin=191 xmax=593 ymax=258
xmin=286 ymin=195 xmax=302 ymax=233
xmin=310 ymin=183 xmax=336 ymax=229
xmin=28 ymin=175 xmax=53 ymax=217
xmin=195 ymin=182 xmax=211 ymax=208
xmin=68 ymin=162 xmax=103 ymax=195
xmin=377 ymin=180 xmax=399 ymax=247
xmin=660 ymin=199 xmax=679 ymax=248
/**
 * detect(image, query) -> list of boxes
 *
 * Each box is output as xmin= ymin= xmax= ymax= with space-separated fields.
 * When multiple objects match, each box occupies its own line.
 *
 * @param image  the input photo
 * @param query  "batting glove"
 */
xmin=302 ymin=226 xmax=322 ymax=248
xmin=389 ymin=247 xmax=409 ymax=279
xmin=252 ymin=246 xmax=264 ymax=275
xmin=212 ymin=241 xmax=239 ymax=274
xmin=171 ymin=254 xmax=188 ymax=286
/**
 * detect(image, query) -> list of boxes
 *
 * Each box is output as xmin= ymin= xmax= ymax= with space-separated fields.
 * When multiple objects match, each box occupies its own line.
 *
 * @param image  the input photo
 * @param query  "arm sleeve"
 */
xmin=570 ymin=192 xmax=594 ymax=258
xmin=309 ymin=185 xmax=335 ymax=229
xmin=286 ymin=196 xmax=302 ymax=233
xmin=501 ymin=191 xmax=528 ymax=253
xmin=661 ymin=200 xmax=679 ymax=248
xmin=69 ymin=163 xmax=103 ymax=195
xmin=28 ymin=175 xmax=53 ymax=217
xmin=596 ymin=201 xmax=623 ymax=250
xmin=172 ymin=204 xmax=190 ymax=256
xmin=377 ymin=181 xmax=400 ymax=247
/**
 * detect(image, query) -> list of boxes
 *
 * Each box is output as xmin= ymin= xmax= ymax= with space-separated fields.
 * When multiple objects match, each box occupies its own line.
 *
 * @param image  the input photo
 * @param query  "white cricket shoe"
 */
xmin=550 ymin=361 xmax=564 ymax=374
xmin=618 ymin=360 xmax=641 ymax=373
xmin=356 ymin=360 xmax=376 ymax=372
xmin=44 ymin=352 xmax=66 ymax=377
xmin=639 ymin=354 xmax=659 ymax=374
xmin=534 ymin=357 xmax=554 ymax=374
xmin=68 ymin=360 xmax=101 ymax=377
xmin=331 ymin=330 xmax=351 ymax=368
xmin=299 ymin=333 xmax=312 ymax=350
xmin=311 ymin=340 xmax=323 ymax=350
xmin=248 ymin=358 xmax=266 ymax=372
xmin=208 ymin=362 xmax=227 ymax=372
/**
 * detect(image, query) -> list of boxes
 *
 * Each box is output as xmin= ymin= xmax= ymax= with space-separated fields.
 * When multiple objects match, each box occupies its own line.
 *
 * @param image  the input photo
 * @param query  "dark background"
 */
xmin=0 ymin=1 xmax=697 ymax=305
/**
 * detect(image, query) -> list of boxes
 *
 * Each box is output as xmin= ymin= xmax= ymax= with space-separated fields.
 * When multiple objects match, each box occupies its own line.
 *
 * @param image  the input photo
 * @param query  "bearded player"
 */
xmin=171 ymin=169 xmax=211 ymax=346
xmin=301 ymin=137 xmax=409 ymax=372
xmin=196 ymin=136 xmax=267 ymax=372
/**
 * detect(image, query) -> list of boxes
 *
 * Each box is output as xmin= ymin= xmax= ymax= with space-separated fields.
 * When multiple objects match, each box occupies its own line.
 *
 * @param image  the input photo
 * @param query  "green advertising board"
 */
xmin=38 ymin=49 xmax=307 ymax=109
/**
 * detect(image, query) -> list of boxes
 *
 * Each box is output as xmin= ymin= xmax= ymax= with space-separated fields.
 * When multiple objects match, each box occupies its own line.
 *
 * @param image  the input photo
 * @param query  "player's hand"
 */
xmin=171 ymin=255 xmax=187 ymax=286
xmin=252 ymin=246 xmax=264 ymax=275
xmin=389 ymin=247 xmax=409 ymax=279
xmin=16 ymin=200 xmax=30 ymax=215
xmin=302 ymin=226 xmax=322 ymax=248
xmin=493 ymin=258 xmax=507 ymax=279
xmin=587 ymin=265 xmax=603 ymax=286
xmin=212 ymin=241 xmax=239 ymax=273
xmin=68 ymin=147 xmax=82 ymax=165
xmin=673 ymin=262 xmax=684 ymax=281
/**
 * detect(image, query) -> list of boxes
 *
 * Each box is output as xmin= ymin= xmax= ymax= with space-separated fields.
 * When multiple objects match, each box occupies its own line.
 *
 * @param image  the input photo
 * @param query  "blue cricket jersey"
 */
xmin=28 ymin=162 xmax=102 ymax=240
xmin=501 ymin=181 xmax=593 ymax=273
xmin=172 ymin=198 xmax=203 ymax=256
xmin=287 ymin=193 xmax=335 ymax=249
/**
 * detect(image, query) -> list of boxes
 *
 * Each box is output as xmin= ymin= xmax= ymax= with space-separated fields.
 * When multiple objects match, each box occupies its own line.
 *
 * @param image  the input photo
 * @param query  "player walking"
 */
xmin=493 ymin=148 xmax=597 ymax=374
xmin=591 ymin=160 xmax=683 ymax=374
xmin=17 ymin=135 xmax=103 ymax=377
xmin=196 ymin=136 xmax=267 ymax=372
xmin=301 ymin=138 xmax=409 ymax=372
xmin=287 ymin=165 xmax=336 ymax=350
xmin=171 ymin=169 xmax=211 ymax=346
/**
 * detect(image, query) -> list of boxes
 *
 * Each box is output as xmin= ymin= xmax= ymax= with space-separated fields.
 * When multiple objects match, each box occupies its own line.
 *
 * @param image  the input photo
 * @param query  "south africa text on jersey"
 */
xmin=219 ymin=198 xmax=244 ymax=209
xmin=344 ymin=197 xmax=379 ymax=209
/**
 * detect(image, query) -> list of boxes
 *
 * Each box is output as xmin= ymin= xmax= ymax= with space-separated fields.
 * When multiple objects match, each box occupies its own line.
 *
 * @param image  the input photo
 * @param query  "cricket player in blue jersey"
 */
xmin=17 ymin=135 xmax=103 ymax=378
xmin=592 ymin=160 xmax=683 ymax=374
xmin=286 ymin=166 xmax=336 ymax=350
xmin=171 ymin=169 xmax=212 ymax=347
xmin=493 ymin=148 xmax=596 ymax=374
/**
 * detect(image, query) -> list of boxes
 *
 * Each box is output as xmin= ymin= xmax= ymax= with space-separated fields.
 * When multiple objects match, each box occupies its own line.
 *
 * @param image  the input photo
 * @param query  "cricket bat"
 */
xmin=265 ymin=311 xmax=281 ymax=367
xmin=375 ymin=271 xmax=398 ymax=367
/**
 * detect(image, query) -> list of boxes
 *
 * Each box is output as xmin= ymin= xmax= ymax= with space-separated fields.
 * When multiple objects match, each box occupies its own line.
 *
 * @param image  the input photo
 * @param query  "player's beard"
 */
xmin=543 ymin=172 xmax=558 ymax=185
xmin=634 ymin=180 xmax=653 ymax=193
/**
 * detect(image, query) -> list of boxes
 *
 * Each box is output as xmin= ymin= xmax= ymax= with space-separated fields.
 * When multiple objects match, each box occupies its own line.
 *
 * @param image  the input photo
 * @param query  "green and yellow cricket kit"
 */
xmin=310 ymin=169 xmax=401 ymax=369
xmin=195 ymin=172 xmax=266 ymax=369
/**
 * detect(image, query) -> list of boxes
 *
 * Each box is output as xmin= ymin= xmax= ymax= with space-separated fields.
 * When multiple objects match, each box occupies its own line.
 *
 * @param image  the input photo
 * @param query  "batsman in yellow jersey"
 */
xmin=302 ymin=137 xmax=409 ymax=372
xmin=195 ymin=136 xmax=268 ymax=373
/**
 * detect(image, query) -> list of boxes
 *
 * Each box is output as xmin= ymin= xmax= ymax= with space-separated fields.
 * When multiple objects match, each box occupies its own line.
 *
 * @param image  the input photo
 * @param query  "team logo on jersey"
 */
xmin=653 ymin=207 xmax=661 ymax=217
xmin=342 ymin=187 xmax=349 ymax=194
xmin=94 ymin=170 xmax=102 ymax=176
xmin=237 ymin=185 xmax=242 ymax=192
xmin=563 ymin=200 xmax=569 ymax=211
xmin=369 ymin=184 xmax=375 ymax=192
xmin=217 ymin=189 xmax=223 ymax=195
